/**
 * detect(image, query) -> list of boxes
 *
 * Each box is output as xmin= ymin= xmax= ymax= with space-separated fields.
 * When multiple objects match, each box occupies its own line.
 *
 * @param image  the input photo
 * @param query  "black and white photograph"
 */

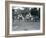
xmin=12 ymin=7 xmax=40 ymax=31
xmin=5 ymin=2 xmax=45 ymax=37
xmin=9 ymin=3 xmax=44 ymax=34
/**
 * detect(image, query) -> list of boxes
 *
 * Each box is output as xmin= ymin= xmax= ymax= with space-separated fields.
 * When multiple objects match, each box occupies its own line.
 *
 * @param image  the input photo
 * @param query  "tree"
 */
xmin=30 ymin=8 xmax=39 ymax=17
xmin=38 ymin=8 xmax=40 ymax=18
xmin=21 ymin=8 xmax=29 ymax=17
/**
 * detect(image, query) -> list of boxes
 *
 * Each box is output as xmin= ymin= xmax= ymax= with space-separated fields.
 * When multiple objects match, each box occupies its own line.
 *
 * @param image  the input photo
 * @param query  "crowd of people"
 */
xmin=17 ymin=13 xmax=34 ymax=22
xmin=12 ymin=8 xmax=40 ymax=22
xmin=12 ymin=12 xmax=39 ymax=22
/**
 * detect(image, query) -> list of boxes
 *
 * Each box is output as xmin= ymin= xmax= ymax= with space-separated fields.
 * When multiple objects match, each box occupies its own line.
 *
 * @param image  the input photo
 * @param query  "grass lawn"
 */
xmin=12 ymin=20 xmax=40 ymax=31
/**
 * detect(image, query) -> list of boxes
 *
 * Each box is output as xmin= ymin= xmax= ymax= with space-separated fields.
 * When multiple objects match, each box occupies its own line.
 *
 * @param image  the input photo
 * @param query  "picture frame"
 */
xmin=5 ymin=1 xmax=45 ymax=37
